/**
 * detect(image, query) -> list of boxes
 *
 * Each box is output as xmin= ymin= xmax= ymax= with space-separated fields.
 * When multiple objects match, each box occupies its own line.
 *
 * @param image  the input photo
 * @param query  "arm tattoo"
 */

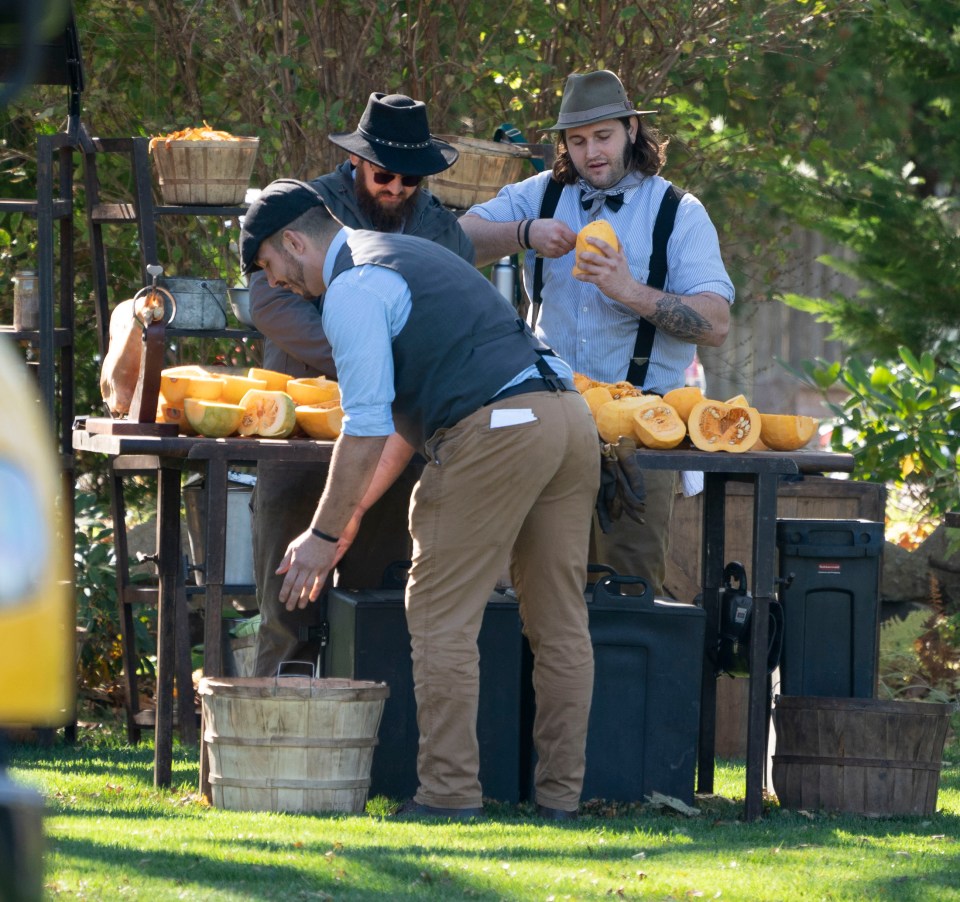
xmin=650 ymin=293 xmax=713 ymax=343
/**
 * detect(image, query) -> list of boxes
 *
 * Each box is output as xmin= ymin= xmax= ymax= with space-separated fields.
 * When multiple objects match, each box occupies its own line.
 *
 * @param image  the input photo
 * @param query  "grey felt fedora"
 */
xmin=545 ymin=70 xmax=656 ymax=131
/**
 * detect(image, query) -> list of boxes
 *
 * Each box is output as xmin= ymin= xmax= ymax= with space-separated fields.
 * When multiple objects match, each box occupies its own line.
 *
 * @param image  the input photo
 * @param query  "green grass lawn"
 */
xmin=6 ymin=723 xmax=960 ymax=901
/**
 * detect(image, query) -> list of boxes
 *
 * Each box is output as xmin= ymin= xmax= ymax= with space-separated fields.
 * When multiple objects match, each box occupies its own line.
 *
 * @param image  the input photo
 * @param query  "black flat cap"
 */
xmin=240 ymin=179 xmax=327 ymax=273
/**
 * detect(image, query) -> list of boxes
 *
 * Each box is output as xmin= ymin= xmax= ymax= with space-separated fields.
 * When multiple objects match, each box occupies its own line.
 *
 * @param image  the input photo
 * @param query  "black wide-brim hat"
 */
xmin=329 ymin=93 xmax=459 ymax=177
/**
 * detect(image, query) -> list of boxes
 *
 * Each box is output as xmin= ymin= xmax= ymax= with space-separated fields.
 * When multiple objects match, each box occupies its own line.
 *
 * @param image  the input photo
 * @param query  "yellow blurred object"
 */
xmin=582 ymin=385 xmax=614 ymax=418
xmin=0 ymin=337 xmax=74 ymax=725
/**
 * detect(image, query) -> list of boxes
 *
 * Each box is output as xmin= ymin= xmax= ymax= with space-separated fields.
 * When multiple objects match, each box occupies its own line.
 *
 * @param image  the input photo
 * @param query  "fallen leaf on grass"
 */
xmin=645 ymin=791 xmax=701 ymax=816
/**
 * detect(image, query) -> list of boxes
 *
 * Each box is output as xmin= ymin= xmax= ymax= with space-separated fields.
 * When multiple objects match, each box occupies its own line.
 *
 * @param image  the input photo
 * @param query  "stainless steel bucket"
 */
xmin=160 ymin=277 xmax=228 ymax=330
xmin=183 ymin=476 xmax=255 ymax=587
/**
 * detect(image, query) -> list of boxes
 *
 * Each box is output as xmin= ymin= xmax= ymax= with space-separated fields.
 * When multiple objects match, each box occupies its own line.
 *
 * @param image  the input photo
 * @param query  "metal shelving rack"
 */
xmin=82 ymin=135 xmax=258 ymax=743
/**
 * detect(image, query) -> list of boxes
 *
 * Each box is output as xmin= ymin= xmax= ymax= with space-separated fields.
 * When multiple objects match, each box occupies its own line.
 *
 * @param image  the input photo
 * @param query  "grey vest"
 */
xmin=329 ymin=231 xmax=550 ymax=449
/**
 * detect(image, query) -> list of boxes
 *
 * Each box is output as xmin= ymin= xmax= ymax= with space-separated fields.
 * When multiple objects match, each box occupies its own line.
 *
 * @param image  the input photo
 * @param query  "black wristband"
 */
xmin=522 ymin=218 xmax=534 ymax=250
xmin=310 ymin=527 xmax=340 ymax=543
xmin=516 ymin=219 xmax=526 ymax=249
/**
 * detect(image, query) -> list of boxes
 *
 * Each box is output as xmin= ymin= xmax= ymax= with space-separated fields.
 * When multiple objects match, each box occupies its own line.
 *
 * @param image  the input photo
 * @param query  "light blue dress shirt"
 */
xmin=468 ymin=171 xmax=735 ymax=394
xmin=320 ymin=228 xmax=574 ymax=438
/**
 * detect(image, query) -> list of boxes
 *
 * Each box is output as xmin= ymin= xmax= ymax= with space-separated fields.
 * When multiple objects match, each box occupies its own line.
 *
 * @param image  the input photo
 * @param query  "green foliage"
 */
xmin=790 ymin=347 xmax=960 ymax=521
xmin=74 ymin=489 xmax=156 ymax=693
xmin=727 ymin=0 xmax=960 ymax=359
xmin=775 ymin=158 xmax=960 ymax=360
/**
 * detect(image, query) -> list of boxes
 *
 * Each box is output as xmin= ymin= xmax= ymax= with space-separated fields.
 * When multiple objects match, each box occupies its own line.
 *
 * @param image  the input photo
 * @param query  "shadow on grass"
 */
xmin=50 ymin=832 xmax=514 ymax=900
xmin=47 ymin=808 xmax=960 ymax=901
xmin=20 ymin=733 xmax=960 ymax=900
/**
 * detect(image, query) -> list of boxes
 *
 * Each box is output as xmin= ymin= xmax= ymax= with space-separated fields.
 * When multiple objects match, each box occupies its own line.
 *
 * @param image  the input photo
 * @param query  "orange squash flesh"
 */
xmin=632 ymin=402 xmax=686 ymax=450
xmin=595 ymin=395 xmax=658 ymax=443
xmin=688 ymin=400 xmax=761 ymax=453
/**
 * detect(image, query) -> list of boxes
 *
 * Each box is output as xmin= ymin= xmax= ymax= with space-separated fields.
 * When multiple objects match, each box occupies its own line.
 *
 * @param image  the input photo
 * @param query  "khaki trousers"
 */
xmin=408 ymin=389 xmax=599 ymax=811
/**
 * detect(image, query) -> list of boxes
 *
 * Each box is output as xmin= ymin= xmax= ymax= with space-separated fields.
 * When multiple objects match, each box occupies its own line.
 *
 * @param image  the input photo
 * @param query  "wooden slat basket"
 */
xmin=771 ymin=695 xmax=955 ymax=816
xmin=199 ymin=676 xmax=389 ymax=813
xmin=428 ymin=136 xmax=531 ymax=209
xmin=151 ymin=137 xmax=259 ymax=205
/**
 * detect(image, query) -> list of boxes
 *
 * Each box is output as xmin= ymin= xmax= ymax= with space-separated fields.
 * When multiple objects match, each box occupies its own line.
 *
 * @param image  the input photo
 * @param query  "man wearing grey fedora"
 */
xmin=460 ymin=70 xmax=734 ymax=596
xmin=248 ymin=93 xmax=474 ymax=678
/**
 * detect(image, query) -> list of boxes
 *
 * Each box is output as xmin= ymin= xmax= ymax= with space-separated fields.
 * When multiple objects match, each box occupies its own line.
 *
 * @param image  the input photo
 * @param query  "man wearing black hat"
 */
xmin=460 ymin=70 xmax=735 ymax=597
xmin=248 ymin=94 xmax=474 ymax=678
xmin=240 ymin=179 xmax=599 ymax=819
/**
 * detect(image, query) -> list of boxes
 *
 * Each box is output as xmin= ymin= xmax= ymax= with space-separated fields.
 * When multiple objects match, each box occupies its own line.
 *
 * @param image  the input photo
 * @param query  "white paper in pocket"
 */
xmin=490 ymin=408 xmax=538 ymax=428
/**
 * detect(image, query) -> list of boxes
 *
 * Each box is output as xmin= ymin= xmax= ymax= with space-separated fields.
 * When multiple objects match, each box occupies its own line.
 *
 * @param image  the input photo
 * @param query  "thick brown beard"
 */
xmin=355 ymin=177 xmax=420 ymax=231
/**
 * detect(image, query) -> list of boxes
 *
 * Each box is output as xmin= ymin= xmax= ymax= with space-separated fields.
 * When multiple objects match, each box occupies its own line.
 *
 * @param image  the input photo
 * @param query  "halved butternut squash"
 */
xmin=595 ymin=395 xmax=658 ymax=443
xmin=759 ymin=413 xmax=818 ymax=451
xmin=662 ymin=386 xmax=704 ymax=425
xmin=632 ymin=401 xmax=686 ymax=450
xmin=688 ymin=399 xmax=761 ymax=453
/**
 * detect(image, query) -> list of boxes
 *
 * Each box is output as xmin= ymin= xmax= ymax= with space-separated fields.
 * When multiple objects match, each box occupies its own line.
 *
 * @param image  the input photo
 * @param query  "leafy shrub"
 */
xmin=793 ymin=347 xmax=960 ymax=522
xmin=74 ymin=490 xmax=156 ymax=703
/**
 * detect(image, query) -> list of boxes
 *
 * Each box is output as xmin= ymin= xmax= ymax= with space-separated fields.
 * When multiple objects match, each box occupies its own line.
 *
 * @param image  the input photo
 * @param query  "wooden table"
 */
xmin=631 ymin=446 xmax=855 ymax=820
xmin=73 ymin=427 xmax=334 ymax=787
xmin=74 ymin=426 xmax=853 ymax=816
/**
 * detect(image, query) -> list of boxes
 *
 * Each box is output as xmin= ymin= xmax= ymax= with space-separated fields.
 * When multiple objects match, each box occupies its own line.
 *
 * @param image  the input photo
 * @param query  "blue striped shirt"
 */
xmin=321 ymin=228 xmax=574 ymax=437
xmin=468 ymin=172 xmax=734 ymax=393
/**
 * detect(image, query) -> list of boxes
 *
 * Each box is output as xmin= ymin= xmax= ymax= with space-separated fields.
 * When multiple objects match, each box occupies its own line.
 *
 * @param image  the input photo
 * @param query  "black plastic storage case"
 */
xmin=579 ymin=576 xmax=706 ymax=805
xmin=776 ymin=518 xmax=883 ymax=698
xmin=324 ymin=587 xmax=525 ymax=802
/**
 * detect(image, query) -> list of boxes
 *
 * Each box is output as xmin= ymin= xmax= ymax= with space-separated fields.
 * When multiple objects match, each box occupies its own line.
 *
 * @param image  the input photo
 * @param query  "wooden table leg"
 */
xmin=153 ymin=462 xmax=181 ymax=787
xmin=697 ymin=474 xmax=727 ymax=795
xmin=199 ymin=457 xmax=229 ymax=801
xmin=174 ymin=566 xmax=198 ymax=748
xmin=743 ymin=471 xmax=778 ymax=821
xmin=202 ymin=457 xmax=228 ymax=679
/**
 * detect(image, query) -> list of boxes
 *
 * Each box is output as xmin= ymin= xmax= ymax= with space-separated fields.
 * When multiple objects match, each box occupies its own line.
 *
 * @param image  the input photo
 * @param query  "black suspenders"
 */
xmin=530 ymin=179 xmax=685 ymax=389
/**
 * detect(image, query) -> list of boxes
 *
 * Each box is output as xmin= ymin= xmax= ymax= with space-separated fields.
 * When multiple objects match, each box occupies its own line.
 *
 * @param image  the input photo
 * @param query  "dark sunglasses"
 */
xmin=370 ymin=169 xmax=422 ymax=187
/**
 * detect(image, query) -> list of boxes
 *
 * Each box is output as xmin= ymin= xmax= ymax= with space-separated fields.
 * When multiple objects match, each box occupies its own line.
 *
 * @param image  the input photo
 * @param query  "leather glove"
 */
xmin=596 ymin=438 xmax=646 ymax=533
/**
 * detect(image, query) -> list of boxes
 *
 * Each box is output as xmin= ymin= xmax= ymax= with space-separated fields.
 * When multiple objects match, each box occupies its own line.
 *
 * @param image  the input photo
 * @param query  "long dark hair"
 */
xmin=552 ymin=117 xmax=667 ymax=185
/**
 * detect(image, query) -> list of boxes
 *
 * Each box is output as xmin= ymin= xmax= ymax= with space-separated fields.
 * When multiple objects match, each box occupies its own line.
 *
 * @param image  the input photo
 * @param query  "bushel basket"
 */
xmin=151 ymin=137 xmax=259 ymax=205
xmin=771 ymin=695 xmax=954 ymax=817
xmin=428 ymin=136 xmax=531 ymax=209
xmin=199 ymin=676 xmax=389 ymax=814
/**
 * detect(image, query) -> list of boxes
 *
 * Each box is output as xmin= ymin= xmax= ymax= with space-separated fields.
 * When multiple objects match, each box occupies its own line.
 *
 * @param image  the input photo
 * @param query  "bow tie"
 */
xmin=580 ymin=191 xmax=625 ymax=214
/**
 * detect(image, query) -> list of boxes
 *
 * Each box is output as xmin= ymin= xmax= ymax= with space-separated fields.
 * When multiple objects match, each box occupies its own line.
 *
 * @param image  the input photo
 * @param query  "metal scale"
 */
xmin=84 ymin=264 xmax=180 ymax=436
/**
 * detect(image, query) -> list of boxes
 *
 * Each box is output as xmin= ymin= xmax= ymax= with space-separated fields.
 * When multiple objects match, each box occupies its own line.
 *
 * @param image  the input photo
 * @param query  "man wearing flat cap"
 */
xmin=248 ymin=93 xmax=474 ymax=678
xmin=461 ymin=70 xmax=734 ymax=596
xmin=240 ymin=178 xmax=599 ymax=820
